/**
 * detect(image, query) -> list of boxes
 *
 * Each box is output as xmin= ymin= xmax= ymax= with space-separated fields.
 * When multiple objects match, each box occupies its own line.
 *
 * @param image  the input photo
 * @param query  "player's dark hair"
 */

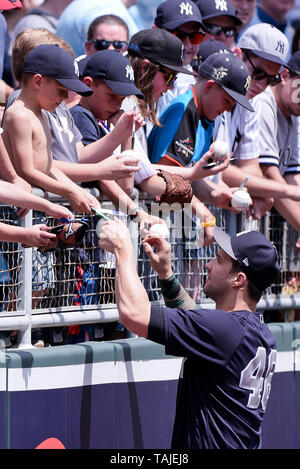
xmin=230 ymin=259 xmax=263 ymax=303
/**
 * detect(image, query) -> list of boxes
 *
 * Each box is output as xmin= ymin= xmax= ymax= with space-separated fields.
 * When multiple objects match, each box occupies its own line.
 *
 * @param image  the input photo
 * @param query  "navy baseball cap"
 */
xmin=197 ymin=38 xmax=233 ymax=63
xmin=0 ymin=0 xmax=22 ymax=9
xmin=198 ymin=52 xmax=253 ymax=111
xmin=82 ymin=49 xmax=144 ymax=98
xmin=154 ymin=0 xmax=206 ymax=31
xmin=284 ymin=51 xmax=300 ymax=74
xmin=195 ymin=0 xmax=242 ymax=25
xmin=22 ymin=44 xmax=93 ymax=96
xmin=127 ymin=28 xmax=194 ymax=75
xmin=238 ymin=23 xmax=289 ymax=66
xmin=214 ymin=226 xmax=280 ymax=292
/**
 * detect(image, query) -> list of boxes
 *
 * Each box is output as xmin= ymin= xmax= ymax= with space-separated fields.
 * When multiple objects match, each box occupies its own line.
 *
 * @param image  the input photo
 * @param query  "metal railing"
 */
xmin=0 ymin=188 xmax=300 ymax=348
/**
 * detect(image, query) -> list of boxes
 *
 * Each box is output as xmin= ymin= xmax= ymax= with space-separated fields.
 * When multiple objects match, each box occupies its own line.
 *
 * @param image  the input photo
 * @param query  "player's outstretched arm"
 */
xmin=98 ymin=218 xmax=151 ymax=338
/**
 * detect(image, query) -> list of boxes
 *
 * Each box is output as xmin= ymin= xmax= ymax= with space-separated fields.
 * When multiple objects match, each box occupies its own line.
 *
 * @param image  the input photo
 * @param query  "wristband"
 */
xmin=201 ymin=216 xmax=216 ymax=228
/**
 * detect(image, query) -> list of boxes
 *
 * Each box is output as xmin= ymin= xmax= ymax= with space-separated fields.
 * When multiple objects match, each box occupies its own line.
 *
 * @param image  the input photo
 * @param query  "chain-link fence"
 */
xmin=0 ymin=190 xmax=299 ymax=347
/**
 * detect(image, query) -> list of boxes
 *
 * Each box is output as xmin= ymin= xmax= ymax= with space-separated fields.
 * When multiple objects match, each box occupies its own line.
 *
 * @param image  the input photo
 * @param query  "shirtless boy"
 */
xmin=2 ymin=44 xmax=101 ymax=214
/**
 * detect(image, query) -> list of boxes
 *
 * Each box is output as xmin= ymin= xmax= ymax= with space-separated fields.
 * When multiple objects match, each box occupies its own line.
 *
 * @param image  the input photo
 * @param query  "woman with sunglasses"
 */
xmin=84 ymin=14 xmax=129 ymax=57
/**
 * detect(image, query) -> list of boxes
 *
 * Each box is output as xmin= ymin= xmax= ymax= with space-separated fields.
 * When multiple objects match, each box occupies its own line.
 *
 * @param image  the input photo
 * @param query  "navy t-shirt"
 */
xmin=148 ymin=305 xmax=276 ymax=449
xmin=70 ymin=104 xmax=107 ymax=146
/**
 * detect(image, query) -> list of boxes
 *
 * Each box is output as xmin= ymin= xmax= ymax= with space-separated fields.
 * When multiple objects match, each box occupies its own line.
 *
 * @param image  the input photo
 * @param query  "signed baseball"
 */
xmin=210 ymin=141 xmax=229 ymax=162
xmin=120 ymin=149 xmax=140 ymax=166
xmin=149 ymin=223 xmax=170 ymax=239
xmin=231 ymin=190 xmax=251 ymax=211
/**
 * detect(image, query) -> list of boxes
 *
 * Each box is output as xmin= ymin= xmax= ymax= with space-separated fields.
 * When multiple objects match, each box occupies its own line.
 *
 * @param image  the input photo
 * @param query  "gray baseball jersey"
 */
xmin=258 ymin=87 xmax=300 ymax=176
xmin=214 ymin=95 xmax=260 ymax=161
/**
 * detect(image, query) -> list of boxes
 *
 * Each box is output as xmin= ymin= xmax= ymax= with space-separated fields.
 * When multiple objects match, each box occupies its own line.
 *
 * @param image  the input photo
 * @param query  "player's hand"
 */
xmin=142 ymin=233 xmax=173 ymax=279
xmin=98 ymin=218 xmax=132 ymax=253
xmin=136 ymin=212 xmax=167 ymax=237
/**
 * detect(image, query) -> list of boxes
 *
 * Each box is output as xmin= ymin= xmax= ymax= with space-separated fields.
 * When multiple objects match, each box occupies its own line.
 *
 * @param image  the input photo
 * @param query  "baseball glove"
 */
xmin=156 ymin=169 xmax=193 ymax=207
xmin=38 ymin=219 xmax=89 ymax=253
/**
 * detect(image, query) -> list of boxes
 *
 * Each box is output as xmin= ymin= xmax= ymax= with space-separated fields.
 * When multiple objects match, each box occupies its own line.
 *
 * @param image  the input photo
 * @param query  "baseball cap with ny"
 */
xmin=82 ymin=49 xmax=144 ymax=99
xmin=154 ymin=0 xmax=206 ymax=31
xmin=22 ymin=44 xmax=93 ymax=96
xmin=198 ymin=52 xmax=253 ymax=111
xmin=214 ymin=226 xmax=280 ymax=292
xmin=238 ymin=23 xmax=289 ymax=66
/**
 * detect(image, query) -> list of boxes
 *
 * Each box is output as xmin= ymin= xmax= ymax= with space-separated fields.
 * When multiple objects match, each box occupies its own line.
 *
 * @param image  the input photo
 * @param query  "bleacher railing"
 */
xmin=0 ymin=188 xmax=299 ymax=348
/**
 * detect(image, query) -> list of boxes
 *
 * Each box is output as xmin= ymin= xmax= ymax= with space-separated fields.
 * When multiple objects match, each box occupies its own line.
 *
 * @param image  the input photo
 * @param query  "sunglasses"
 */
xmin=245 ymin=51 xmax=282 ymax=86
xmin=204 ymin=23 xmax=237 ymax=38
xmin=89 ymin=39 xmax=128 ymax=52
xmin=167 ymin=28 xmax=206 ymax=45
xmin=158 ymin=66 xmax=177 ymax=86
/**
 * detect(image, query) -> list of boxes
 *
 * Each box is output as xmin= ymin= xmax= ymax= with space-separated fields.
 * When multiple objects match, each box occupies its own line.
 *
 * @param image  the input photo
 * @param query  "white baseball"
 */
xmin=149 ymin=223 xmax=170 ymax=239
xmin=120 ymin=149 xmax=140 ymax=166
xmin=231 ymin=190 xmax=251 ymax=211
xmin=210 ymin=141 xmax=229 ymax=162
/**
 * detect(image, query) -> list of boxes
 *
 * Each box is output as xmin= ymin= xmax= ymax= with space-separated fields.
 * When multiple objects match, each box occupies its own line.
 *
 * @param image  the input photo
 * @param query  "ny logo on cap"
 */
xmin=212 ymin=66 xmax=228 ymax=80
xmin=215 ymin=0 xmax=228 ymax=12
xmin=275 ymin=40 xmax=285 ymax=55
xmin=74 ymin=60 xmax=79 ymax=77
xmin=244 ymin=75 xmax=251 ymax=91
xmin=179 ymin=1 xmax=193 ymax=15
xmin=125 ymin=64 xmax=134 ymax=81
xmin=242 ymin=257 xmax=249 ymax=267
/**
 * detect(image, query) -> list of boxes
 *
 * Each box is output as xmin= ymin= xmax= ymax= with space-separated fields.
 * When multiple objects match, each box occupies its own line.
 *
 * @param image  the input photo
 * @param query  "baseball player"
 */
xmin=98 ymin=218 xmax=280 ymax=449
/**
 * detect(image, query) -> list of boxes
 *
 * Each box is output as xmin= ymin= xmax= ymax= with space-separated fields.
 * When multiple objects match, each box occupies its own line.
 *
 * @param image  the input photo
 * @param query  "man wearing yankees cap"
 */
xmin=99 ymin=217 xmax=280 ymax=449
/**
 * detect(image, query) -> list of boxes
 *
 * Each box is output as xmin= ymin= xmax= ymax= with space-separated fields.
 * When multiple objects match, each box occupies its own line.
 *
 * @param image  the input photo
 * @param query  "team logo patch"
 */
xmin=215 ymin=0 xmax=228 ymax=12
xmin=181 ymin=44 xmax=185 ymax=62
xmin=175 ymin=138 xmax=194 ymax=159
xmin=244 ymin=74 xmax=251 ymax=91
xmin=212 ymin=66 xmax=228 ymax=81
xmin=125 ymin=64 xmax=134 ymax=81
xmin=179 ymin=1 xmax=193 ymax=15
xmin=242 ymin=257 xmax=249 ymax=267
xmin=275 ymin=40 xmax=285 ymax=55
xmin=74 ymin=60 xmax=79 ymax=77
